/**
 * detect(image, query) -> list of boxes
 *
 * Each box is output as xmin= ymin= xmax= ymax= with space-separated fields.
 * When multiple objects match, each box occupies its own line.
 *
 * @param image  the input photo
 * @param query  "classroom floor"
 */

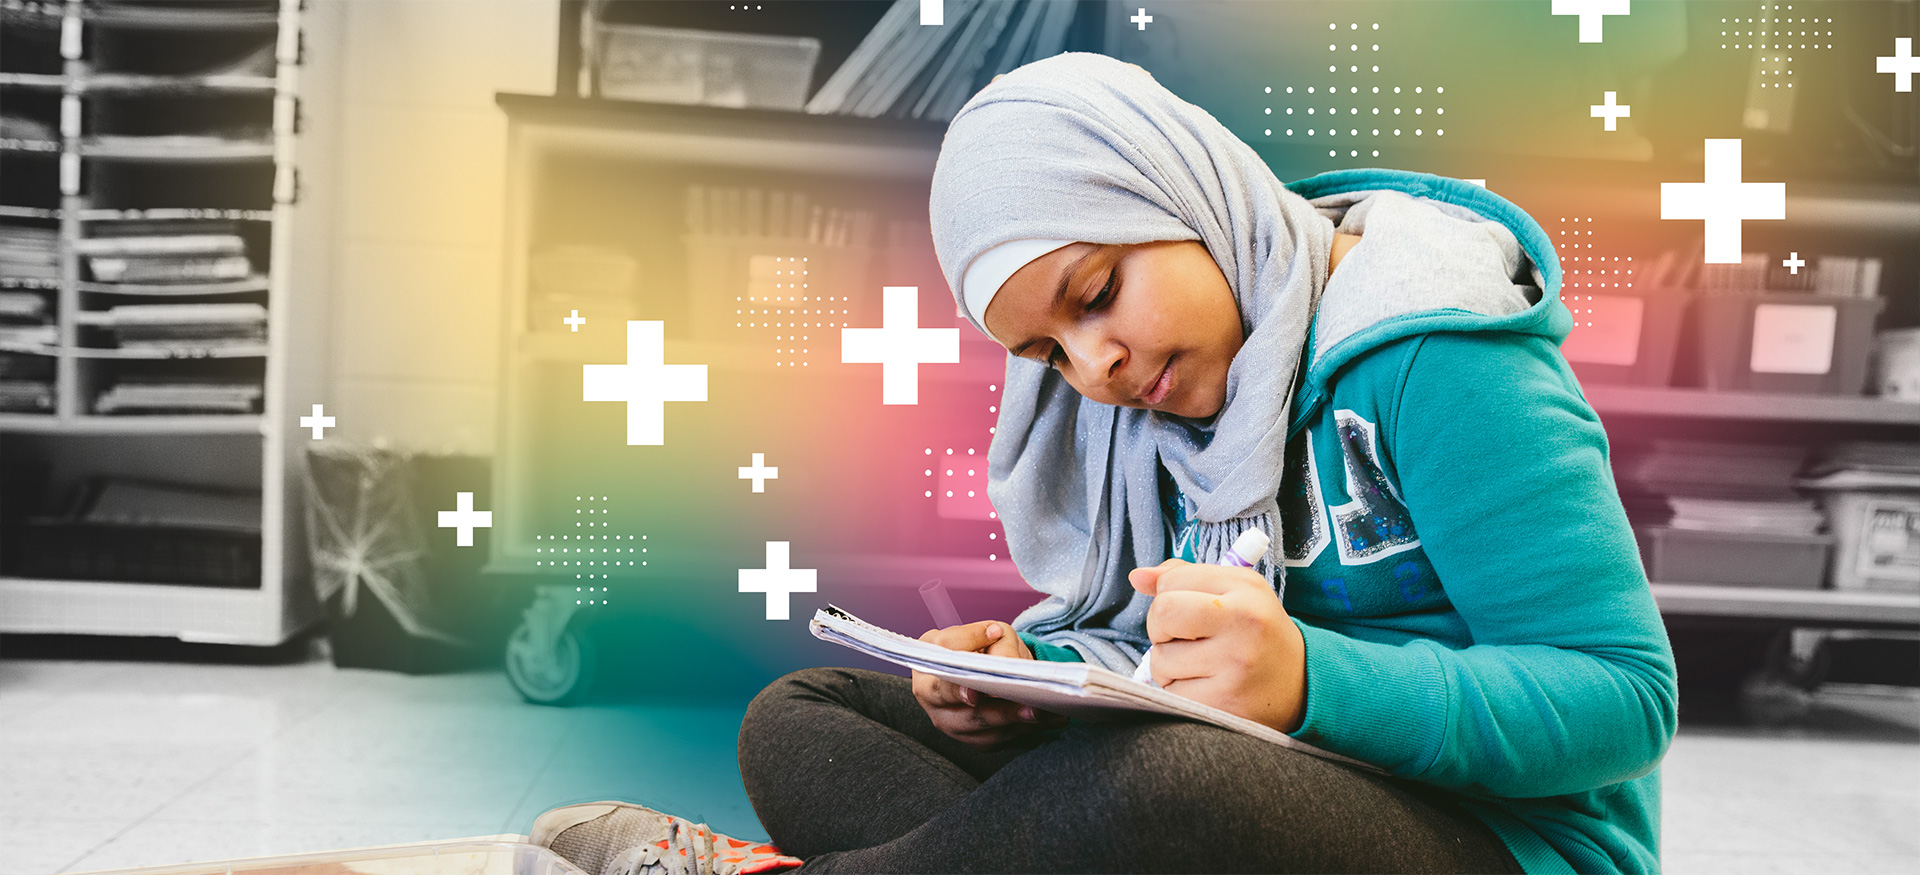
xmin=1 ymin=646 xmax=1916 ymax=875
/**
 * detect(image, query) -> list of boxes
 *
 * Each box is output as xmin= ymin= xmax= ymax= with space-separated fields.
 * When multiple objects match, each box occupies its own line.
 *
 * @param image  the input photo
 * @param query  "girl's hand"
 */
xmin=1128 ymin=558 xmax=1308 ymax=733
xmin=912 ymin=621 xmax=1072 ymax=749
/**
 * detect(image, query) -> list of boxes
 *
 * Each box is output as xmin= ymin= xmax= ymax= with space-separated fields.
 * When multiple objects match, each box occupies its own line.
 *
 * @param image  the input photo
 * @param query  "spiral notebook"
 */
xmin=808 ymin=604 xmax=1382 ymax=773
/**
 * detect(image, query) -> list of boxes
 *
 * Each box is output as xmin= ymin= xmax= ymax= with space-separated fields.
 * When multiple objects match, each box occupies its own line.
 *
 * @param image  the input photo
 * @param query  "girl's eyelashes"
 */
xmin=1040 ymin=267 xmax=1120 ymax=369
xmin=1088 ymin=271 xmax=1116 ymax=310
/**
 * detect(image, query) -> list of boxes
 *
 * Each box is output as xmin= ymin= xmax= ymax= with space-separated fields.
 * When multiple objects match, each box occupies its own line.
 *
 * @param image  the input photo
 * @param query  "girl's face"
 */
xmin=984 ymin=240 xmax=1243 ymax=420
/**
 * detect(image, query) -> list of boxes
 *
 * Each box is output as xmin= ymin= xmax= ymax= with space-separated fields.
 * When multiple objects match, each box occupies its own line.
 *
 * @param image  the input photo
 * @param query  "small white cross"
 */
xmin=563 ymin=310 xmax=586 ymax=332
xmin=739 ymin=541 xmax=816 ymax=620
xmin=841 ymin=287 xmax=959 ymax=405
xmin=919 ymin=0 xmax=941 ymax=25
xmin=739 ymin=452 xmax=779 ymax=493
xmin=437 ymin=491 xmax=492 ymax=547
xmin=583 ymin=320 xmax=708 ymax=446
xmin=1878 ymin=37 xmax=1918 ymax=92
xmin=1590 ymin=91 xmax=1631 ymax=131
xmin=1660 ymin=139 xmax=1785 ymax=264
xmin=1551 ymin=0 xmax=1629 ymax=43
xmin=1130 ymin=7 xmax=1153 ymax=29
xmin=299 ymin=403 xmax=335 ymax=440
xmin=1782 ymin=252 xmax=1806 ymax=274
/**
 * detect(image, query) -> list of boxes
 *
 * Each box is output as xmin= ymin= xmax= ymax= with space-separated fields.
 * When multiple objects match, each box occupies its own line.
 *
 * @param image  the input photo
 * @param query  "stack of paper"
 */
xmin=0 ymin=224 xmax=58 ymax=281
xmin=1666 ymin=496 xmax=1825 ymax=536
xmin=79 ymin=302 xmax=267 ymax=352
xmin=809 ymin=604 xmax=1380 ymax=772
xmin=94 ymin=374 xmax=263 ymax=414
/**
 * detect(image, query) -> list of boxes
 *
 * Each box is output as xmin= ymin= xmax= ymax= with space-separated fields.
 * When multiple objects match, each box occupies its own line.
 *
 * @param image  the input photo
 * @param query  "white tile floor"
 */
xmin=1 ymin=652 xmax=1916 ymax=874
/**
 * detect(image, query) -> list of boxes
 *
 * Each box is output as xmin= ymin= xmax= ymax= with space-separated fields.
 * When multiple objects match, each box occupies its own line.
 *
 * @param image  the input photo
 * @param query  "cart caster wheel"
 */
xmin=505 ymin=618 xmax=597 ymax=706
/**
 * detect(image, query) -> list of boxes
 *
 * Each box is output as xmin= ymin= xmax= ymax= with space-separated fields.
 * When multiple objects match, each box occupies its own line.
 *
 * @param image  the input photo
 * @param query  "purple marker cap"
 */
xmin=920 ymin=578 xmax=962 ymax=629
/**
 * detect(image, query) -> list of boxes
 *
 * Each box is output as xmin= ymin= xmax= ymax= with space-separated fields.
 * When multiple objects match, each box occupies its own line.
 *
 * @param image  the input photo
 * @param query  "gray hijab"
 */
xmin=927 ymin=53 xmax=1335 ymax=673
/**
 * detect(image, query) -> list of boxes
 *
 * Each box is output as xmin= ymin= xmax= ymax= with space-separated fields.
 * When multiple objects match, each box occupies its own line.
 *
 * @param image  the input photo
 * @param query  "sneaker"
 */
xmin=531 ymin=800 xmax=803 ymax=875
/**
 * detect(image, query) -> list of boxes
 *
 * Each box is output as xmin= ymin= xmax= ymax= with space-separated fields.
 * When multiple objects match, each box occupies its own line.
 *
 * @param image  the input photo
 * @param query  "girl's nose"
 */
xmin=1062 ymin=329 xmax=1125 ymax=389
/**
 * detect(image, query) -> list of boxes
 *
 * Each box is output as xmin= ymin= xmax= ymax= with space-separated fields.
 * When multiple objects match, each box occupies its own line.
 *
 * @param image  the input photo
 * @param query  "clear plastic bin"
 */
xmin=595 ymin=23 xmax=821 ymax=111
xmin=1810 ymin=489 xmax=1920 ymax=594
xmin=75 ymin=837 xmax=587 ymax=875
xmin=1640 ymin=525 xmax=1834 ymax=589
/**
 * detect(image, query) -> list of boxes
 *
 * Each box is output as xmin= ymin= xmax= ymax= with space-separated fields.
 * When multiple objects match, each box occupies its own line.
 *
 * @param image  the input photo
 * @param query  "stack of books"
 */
xmin=76 ymin=223 xmax=254 ymax=285
xmin=1617 ymin=440 xmax=1822 ymax=536
xmin=805 ymin=0 xmax=1084 ymax=121
xmin=0 ymin=224 xmax=59 ymax=283
xmin=684 ymin=184 xmax=874 ymax=245
xmin=1656 ymin=244 xmax=1886 ymax=300
xmin=0 ymin=289 xmax=55 ymax=351
xmin=1809 ymin=256 xmax=1885 ymax=299
xmin=79 ymin=302 xmax=267 ymax=353
xmin=94 ymin=374 xmax=263 ymax=415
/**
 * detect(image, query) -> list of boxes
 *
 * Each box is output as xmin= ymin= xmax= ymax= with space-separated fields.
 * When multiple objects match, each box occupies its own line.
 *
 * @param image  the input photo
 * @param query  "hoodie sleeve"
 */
xmin=1019 ymin=631 xmax=1088 ymax=663
xmin=1285 ymin=330 xmax=1678 ymax=799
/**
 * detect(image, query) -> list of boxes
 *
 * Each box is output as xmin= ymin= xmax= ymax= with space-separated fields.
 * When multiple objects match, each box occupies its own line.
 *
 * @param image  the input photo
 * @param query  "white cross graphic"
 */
xmin=1552 ymin=0 xmax=1629 ymax=43
xmin=841 ymin=287 xmax=959 ymax=405
xmin=1130 ymin=7 xmax=1153 ymax=29
xmin=1878 ymin=37 xmax=1918 ymax=92
xmin=1783 ymin=252 xmax=1806 ymax=275
xmin=299 ymin=403 xmax=335 ymax=440
xmin=1590 ymin=91 xmax=1630 ymax=131
xmin=437 ymin=492 xmax=492 ymax=547
xmin=563 ymin=310 xmax=586 ymax=332
xmin=1660 ymin=139 xmax=1785 ymax=264
xmin=739 ymin=541 xmax=816 ymax=620
xmin=920 ymin=0 xmax=941 ymax=25
xmin=583 ymin=320 xmax=708 ymax=446
xmin=739 ymin=452 xmax=779 ymax=493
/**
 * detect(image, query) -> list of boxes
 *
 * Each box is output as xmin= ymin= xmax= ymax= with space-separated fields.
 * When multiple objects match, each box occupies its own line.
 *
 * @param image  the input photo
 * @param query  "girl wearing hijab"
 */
xmin=531 ymin=53 xmax=1676 ymax=875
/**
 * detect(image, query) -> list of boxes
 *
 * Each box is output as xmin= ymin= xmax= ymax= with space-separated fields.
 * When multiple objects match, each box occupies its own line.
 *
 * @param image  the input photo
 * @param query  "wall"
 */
xmin=319 ymin=0 xmax=558 ymax=455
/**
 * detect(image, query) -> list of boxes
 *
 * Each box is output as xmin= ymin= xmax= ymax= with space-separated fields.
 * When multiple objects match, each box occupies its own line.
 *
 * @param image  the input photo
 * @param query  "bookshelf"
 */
xmin=0 ymin=0 xmax=332 ymax=645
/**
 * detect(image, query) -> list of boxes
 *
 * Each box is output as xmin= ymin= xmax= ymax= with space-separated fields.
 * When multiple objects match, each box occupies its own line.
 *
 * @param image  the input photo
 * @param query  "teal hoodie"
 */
xmin=1018 ymin=169 xmax=1678 ymax=874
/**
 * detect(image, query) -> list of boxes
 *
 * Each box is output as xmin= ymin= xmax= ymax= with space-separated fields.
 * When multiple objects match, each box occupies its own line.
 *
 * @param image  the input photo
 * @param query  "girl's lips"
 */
xmin=1143 ymin=358 xmax=1174 ymax=405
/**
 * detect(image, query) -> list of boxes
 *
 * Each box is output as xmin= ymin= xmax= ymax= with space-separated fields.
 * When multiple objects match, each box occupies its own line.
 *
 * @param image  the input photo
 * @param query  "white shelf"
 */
xmin=70 ymin=344 xmax=270 ymax=360
xmin=0 ymin=576 xmax=291 ymax=645
xmin=1586 ymin=385 xmax=1920 ymax=425
xmin=76 ymin=276 xmax=271 ymax=296
xmin=1649 ymin=583 xmax=1920 ymax=627
xmin=77 ymin=139 xmax=277 ymax=162
xmin=5 ymin=414 xmax=268 ymax=434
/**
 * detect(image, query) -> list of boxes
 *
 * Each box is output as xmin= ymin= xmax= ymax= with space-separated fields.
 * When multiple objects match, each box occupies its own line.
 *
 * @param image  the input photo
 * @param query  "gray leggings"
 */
xmin=736 ymin=667 xmax=1525 ymax=874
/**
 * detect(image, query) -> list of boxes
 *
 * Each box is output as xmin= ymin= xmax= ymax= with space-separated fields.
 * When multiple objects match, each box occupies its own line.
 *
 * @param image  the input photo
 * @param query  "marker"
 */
xmin=1132 ymin=527 xmax=1272 ymax=687
xmin=920 ymin=578 xmax=962 ymax=629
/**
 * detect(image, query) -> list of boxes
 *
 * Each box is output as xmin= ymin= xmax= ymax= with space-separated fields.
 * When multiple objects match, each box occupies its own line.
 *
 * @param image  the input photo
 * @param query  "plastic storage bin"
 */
xmin=1808 ymin=489 xmax=1920 ymax=594
xmin=595 ymin=23 xmax=821 ymax=111
xmin=1677 ymin=293 xmax=1885 ymax=394
xmin=79 ymin=837 xmax=586 ymax=874
xmin=1562 ymin=285 xmax=1692 ymax=386
xmin=1871 ymin=326 xmax=1920 ymax=400
xmin=1640 ymin=525 xmax=1834 ymax=589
